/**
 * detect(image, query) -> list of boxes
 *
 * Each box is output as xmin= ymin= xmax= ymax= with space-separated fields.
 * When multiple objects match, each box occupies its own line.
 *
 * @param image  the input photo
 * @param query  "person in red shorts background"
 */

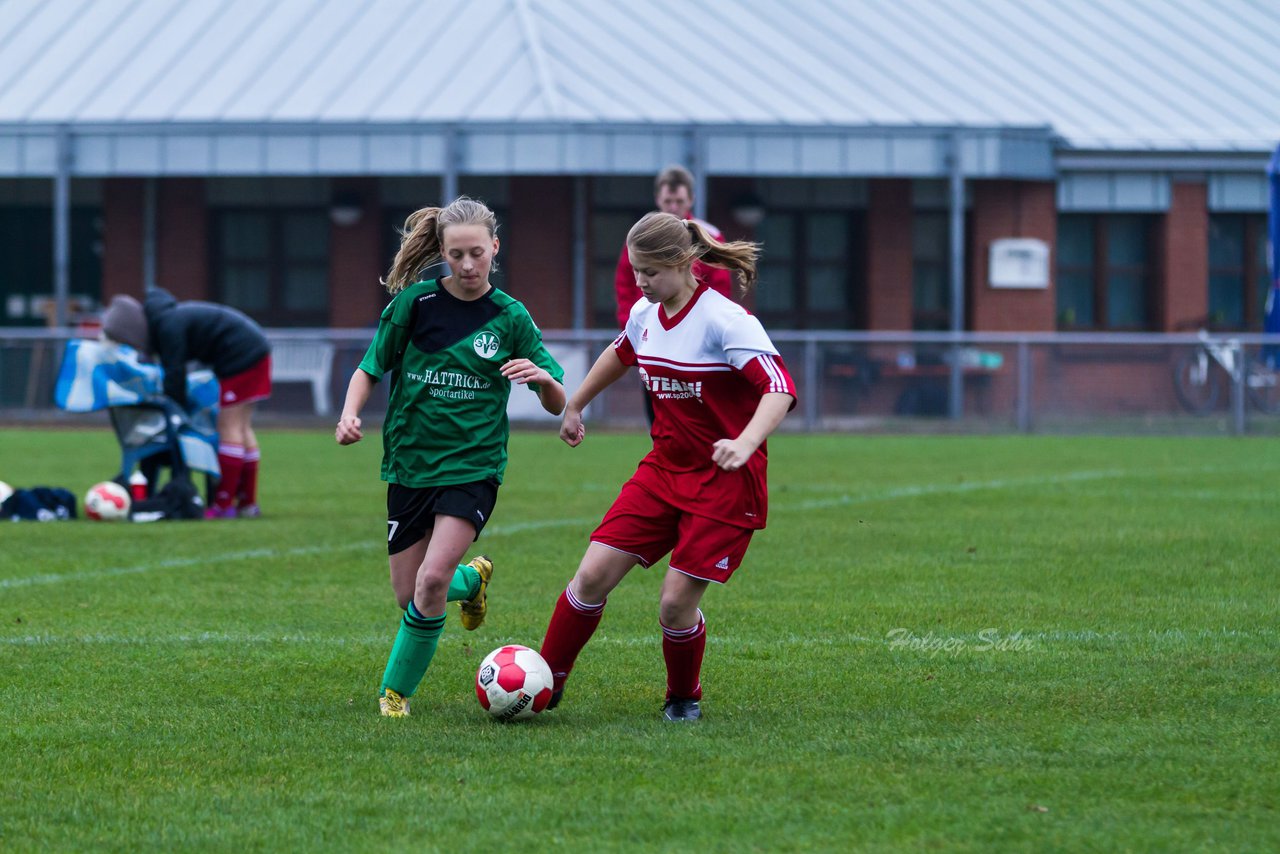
xmin=103 ymin=287 xmax=272 ymax=519
xmin=541 ymin=211 xmax=796 ymax=722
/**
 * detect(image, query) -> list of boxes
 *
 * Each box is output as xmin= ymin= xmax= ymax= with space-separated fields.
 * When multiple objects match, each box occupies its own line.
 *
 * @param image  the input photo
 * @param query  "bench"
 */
xmin=271 ymin=340 xmax=335 ymax=415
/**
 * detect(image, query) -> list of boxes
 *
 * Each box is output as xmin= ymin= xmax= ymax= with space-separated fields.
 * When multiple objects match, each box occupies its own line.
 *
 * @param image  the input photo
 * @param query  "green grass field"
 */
xmin=1 ymin=427 xmax=1277 ymax=852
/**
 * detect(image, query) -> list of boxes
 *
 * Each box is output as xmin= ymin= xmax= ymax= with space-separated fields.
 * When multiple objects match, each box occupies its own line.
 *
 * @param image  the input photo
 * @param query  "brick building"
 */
xmin=1 ymin=0 xmax=1276 ymax=338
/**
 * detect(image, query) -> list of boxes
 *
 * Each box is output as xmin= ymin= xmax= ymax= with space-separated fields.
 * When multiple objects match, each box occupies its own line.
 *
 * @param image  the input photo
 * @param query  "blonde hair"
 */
xmin=626 ymin=212 xmax=759 ymax=294
xmin=383 ymin=196 xmax=498 ymax=293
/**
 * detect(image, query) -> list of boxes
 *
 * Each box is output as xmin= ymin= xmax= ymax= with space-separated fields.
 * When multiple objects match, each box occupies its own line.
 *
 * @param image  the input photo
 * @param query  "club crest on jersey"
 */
xmin=473 ymin=331 xmax=501 ymax=359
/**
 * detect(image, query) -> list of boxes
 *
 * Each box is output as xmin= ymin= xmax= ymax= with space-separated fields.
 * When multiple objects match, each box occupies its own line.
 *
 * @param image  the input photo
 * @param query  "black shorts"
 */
xmin=386 ymin=480 xmax=499 ymax=555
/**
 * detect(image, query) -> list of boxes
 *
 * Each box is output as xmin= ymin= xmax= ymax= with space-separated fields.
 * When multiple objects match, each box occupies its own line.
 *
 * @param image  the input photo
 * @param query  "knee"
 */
xmin=572 ymin=565 xmax=614 ymax=605
xmin=658 ymin=594 xmax=699 ymax=629
xmin=218 ymin=423 xmax=247 ymax=446
xmin=414 ymin=572 xmax=449 ymax=605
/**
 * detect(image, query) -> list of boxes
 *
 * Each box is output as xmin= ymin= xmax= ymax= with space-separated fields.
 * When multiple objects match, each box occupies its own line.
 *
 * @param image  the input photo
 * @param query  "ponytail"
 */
xmin=383 ymin=208 xmax=443 ymax=293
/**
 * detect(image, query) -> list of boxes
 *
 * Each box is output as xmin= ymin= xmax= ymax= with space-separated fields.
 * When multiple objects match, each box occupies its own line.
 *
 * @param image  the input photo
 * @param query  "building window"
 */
xmin=756 ymin=211 xmax=864 ymax=329
xmin=912 ymin=212 xmax=953 ymax=331
xmin=0 ymin=207 xmax=101 ymax=326
xmin=588 ymin=176 xmax=650 ymax=329
xmin=1208 ymin=214 xmax=1269 ymax=330
xmin=214 ymin=209 xmax=329 ymax=327
xmin=1056 ymin=214 xmax=1154 ymax=330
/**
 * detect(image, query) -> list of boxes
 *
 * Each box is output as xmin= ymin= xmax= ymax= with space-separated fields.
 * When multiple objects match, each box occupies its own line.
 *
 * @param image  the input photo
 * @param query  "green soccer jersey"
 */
xmin=358 ymin=279 xmax=564 ymax=488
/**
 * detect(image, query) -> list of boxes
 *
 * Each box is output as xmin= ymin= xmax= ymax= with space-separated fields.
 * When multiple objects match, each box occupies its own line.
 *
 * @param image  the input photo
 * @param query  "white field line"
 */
xmin=3 ymin=627 xmax=1273 ymax=648
xmin=0 ymin=463 xmax=1272 ymax=593
xmin=0 ymin=516 xmax=599 ymax=592
xmin=778 ymin=468 xmax=1122 ymax=510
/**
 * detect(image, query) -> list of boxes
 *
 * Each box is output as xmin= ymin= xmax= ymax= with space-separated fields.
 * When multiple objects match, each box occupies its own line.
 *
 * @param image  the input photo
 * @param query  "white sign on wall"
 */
xmin=989 ymin=238 xmax=1050 ymax=289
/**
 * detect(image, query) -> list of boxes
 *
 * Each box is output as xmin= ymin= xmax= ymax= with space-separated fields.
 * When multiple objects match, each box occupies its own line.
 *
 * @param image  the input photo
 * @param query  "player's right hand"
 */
xmin=336 ymin=415 xmax=363 ymax=445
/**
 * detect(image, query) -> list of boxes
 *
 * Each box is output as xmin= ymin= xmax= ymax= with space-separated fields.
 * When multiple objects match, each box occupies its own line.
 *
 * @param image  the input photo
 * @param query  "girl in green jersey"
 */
xmin=336 ymin=197 xmax=565 ymax=717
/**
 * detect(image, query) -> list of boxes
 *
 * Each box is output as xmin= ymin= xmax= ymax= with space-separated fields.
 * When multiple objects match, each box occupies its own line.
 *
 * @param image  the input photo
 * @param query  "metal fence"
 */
xmin=3 ymin=328 xmax=1279 ymax=436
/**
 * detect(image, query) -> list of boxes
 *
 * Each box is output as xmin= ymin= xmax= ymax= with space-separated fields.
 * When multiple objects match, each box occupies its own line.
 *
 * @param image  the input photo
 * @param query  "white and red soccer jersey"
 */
xmin=613 ymin=284 xmax=796 ymax=530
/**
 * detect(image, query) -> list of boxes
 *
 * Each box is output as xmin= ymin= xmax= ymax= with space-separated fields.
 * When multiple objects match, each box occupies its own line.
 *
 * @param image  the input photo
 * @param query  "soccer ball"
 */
xmin=84 ymin=481 xmax=131 ymax=521
xmin=0 ymin=480 xmax=12 ymax=504
xmin=475 ymin=644 xmax=554 ymax=721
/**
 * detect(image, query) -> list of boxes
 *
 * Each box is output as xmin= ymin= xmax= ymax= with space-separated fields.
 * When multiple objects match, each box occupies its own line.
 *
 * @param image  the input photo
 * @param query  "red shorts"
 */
xmin=219 ymin=355 xmax=272 ymax=407
xmin=591 ymin=478 xmax=755 ymax=584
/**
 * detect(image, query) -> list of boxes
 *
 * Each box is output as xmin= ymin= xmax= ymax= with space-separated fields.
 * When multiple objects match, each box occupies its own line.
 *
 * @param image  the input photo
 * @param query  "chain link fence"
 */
xmin=3 ymin=328 xmax=1278 ymax=436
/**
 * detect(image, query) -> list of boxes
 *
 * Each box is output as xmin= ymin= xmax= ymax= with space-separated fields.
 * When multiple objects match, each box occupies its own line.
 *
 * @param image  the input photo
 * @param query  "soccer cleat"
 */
xmin=459 ymin=555 xmax=493 ymax=631
xmin=237 ymin=504 xmax=261 ymax=519
xmin=662 ymin=697 xmax=702 ymax=722
xmin=546 ymin=687 xmax=564 ymax=711
xmin=204 ymin=505 xmax=237 ymax=520
xmin=379 ymin=688 xmax=410 ymax=717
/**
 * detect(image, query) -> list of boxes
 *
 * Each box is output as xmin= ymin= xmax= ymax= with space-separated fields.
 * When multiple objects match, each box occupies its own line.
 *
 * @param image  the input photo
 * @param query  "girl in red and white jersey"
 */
xmin=540 ymin=211 xmax=797 ymax=722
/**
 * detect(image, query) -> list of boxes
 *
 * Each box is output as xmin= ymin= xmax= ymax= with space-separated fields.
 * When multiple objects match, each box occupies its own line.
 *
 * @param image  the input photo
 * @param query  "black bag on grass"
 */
xmin=129 ymin=476 xmax=205 ymax=522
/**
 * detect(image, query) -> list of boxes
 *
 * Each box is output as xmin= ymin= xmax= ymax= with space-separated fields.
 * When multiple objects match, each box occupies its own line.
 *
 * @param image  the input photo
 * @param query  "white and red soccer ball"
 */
xmin=475 ymin=644 xmax=554 ymax=721
xmin=84 ymin=481 xmax=131 ymax=521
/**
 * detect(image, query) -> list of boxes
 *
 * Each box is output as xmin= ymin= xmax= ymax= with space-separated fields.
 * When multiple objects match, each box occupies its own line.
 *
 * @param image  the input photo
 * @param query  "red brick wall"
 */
xmin=969 ymin=180 xmax=1057 ymax=332
xmin=504 ymin=177 xmax=574 ymax=329
xmin=328 ymin=177 xmax=386 ymax=328
xmin=156 ymin=179 xmax=208 ymax=301
xmin=865 ymin=179 xmax=913 ymax=331
xmin=101 ymin=179 xmax=144 ymax=300
xmin=1158 ymin=180 xmax=1208 ymax=331
xmin=102 ymin=178 xmax=209 ymax=302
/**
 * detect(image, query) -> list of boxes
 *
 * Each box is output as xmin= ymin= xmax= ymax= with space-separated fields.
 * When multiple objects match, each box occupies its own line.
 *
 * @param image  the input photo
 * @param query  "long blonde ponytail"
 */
xmin=626 ymin=212 xmax=759 ymax=295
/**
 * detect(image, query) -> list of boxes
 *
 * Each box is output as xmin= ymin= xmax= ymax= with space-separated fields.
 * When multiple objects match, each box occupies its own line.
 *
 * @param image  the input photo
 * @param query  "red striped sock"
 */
xmin=238 ymin=448 xmax=260 ymax=507
xmin=214 ymin=443 xmax=245 ymax=511
xmin=539 ymin=585 xmax=605 ymax=692
xmin=661 ymin=610 xmax=706 ymax=701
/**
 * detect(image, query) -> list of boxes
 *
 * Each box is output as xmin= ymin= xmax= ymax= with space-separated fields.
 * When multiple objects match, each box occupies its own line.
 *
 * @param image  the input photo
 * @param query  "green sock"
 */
xmin=448 ymin=564 xmax=481 ymax=602
xmin=380 ymin=601 xmax=446 ymax=698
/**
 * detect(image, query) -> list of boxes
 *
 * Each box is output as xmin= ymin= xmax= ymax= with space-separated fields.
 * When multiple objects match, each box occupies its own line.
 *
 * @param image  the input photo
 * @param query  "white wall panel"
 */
xmin=314 ymin=135 xmax=362 ymax=173
xmin=1058 ymin=172 xmax=1170 ymax=211
xmin=213 ymin=135 xmax=264 ymax=175
xmin=798 ymin=136 xmax=843 ymax=175
xmin=1208 ymin=173 xmax=1268 ymax=212
xmin=889 ymin=137 xmax=941 ymax=176
xmin=367 ymin=135 xmax=416 ymax=175
xmin=163 ymin=136 xmax=214 ymax=174
xmin=73 ymin=136 xmax=113 ymax=174
xmin=265 ymin=136 xmax=314 ymax=174
xmin=510 ymin=133 xmax=560 ymax=173
xmin=0 ymin=137 xmax=22 ymax=175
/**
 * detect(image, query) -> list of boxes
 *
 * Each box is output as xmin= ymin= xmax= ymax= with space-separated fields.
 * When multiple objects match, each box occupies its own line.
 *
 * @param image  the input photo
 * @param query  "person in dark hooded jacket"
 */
xmin=102 ymin=288 xmax=272 ymax=519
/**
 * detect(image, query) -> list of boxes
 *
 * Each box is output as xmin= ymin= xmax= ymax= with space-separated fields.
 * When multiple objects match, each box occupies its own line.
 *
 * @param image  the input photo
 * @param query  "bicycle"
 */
xmin=1172 ymin=330 xmax=1280 ymax=414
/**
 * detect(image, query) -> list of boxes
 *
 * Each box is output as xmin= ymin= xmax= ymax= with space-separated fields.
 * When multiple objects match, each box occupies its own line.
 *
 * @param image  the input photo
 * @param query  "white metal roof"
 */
xmin=0 ymin=0 xmax=1276 ymax=173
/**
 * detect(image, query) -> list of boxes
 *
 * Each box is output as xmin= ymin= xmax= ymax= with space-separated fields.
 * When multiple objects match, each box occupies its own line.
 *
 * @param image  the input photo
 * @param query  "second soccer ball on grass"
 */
xmin=84 ymin=481 xmax=130 ymax=521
